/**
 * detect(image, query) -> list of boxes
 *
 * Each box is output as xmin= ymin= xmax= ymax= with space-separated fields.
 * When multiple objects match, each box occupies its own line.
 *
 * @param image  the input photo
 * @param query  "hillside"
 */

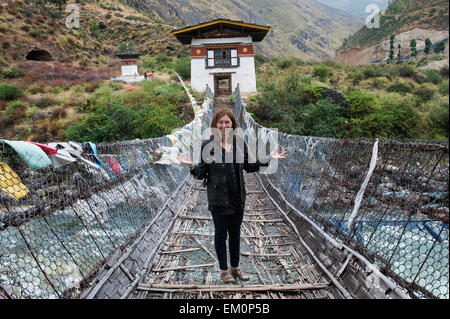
xmin=1 ymin=0 xmax=448 ymax=144
xmin=124 ymin=0 xmax=363 ymax=60
xmin=247 ymin=58 xmax=449 ymax=141
xmin=338 ymin=0 xmax=449 ymax=52
xmin=0 ymin=0 xmax=192 ymax=142
xmin=0 ymin=0 xmax=184 ymax=67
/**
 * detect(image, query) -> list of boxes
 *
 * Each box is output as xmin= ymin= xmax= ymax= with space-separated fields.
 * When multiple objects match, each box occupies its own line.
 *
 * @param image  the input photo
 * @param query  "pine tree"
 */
xmin=389 ymin=35 xmax=395 ymax=61
xmin=425 ymin=38 xmax=432 ymax=55
xmin=410 ymin=39 xmax=417 ymax=57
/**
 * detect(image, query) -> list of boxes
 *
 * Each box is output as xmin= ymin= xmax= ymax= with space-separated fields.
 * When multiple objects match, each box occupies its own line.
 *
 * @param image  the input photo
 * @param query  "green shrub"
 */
xmin=422 ymin=69 xmax=443 ymax=84
xmin=153 ymin=83 xmax=187 ymax=105
xmin=387 ymin=81 xmax=412 ymax=94
xmin=434 ymin=41 xmax=445 ymax=54
xmin=90 ymin=22 xmax=99 ymax=32
xmin=425 ymin=104 xmax=449 ymax=139
xmin=359 ymin=65 xmax=384 ymax=79
xmin=1 ymin=67 xmax=21 ymax=78
xmin=302 ymin=99 xmax=344 ymax=138
xmin=133 ymin=104 xmax=183 ymax=139
xmin=155 ymin=52 xmax=171 ymax=64
xmin=275 ymin=58 xmax=295 ymax=69
xmin=5 ymin=100 xmax=28 ymax=122
xmin=350 ymin=70 xmax=365 ymax=84
xmin=344 ymin=89 xmax=377 ymax=118
xmin=0 ymin=57 xmax=8 ymax=67
xmin=439 ymin=81 xmax=449 ymax=96
xmin=65 ymin=103 xmax=138 ymax=142
xmin=177 ymin=48 xmax=190 ymax=59
xmin=85 ymin=82 xmax=125 ymax=111
xmin=312 ymin=64 xmax=332 ymax=82
xmin=413 ymin=72 xmax=427 ymax=84
xmin=413 ymin=84 xmax=435 ymax=102
xmin=322 ymin=60 xmax=340 ymax=68
xmin=25 ymin=84 xmax=43 ymax=95
xmin=388 ymin=2 xmax=402 ymax=14
xmin=396 ymin=63 xmax=416 ymax=78
xmin=381 ymin=98 xmax=422 ymax=139
xmin=417 ymin=58 xmax=429 ymax=67
xmin=174 ymin=58 xmax=190 ymax=79
xmin=371 ymin=77 xmax=390 ymax=90
xmin=29 ymin=28 xmax=43 ymax=37
xmin=5 ymin=100 xmax=28 ymax=115
xmin=141 ymin=54 xmax=156 ymax=69
xmin=0 ymin=84 xmax=22 ymax=101
xmin=254 ymin=53 xmax=269 ymax=69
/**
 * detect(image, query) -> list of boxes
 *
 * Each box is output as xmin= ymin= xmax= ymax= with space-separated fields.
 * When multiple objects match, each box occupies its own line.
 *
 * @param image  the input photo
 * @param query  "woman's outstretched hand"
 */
xmin=177 ymin=153 xmax=195 ymax=169
xmin=270 ymin=147 xmax=288 ymax=159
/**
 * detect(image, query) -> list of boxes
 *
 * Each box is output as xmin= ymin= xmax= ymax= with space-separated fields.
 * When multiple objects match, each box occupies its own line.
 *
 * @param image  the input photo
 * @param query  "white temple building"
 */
xmin=172 ymin=19 xmax=270 ymax=96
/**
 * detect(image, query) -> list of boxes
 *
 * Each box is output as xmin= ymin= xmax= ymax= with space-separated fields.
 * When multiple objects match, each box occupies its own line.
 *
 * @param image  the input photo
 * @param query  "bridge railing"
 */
xmin=0 ymin=84 xmax=213 ymax=299
xmin=233 ymin=85 xmax=449 ymax=299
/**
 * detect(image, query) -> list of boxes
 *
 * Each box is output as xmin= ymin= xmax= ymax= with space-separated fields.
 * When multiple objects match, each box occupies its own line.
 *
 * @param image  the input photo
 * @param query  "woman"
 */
xmin=179 ymin=107 xmax=287 ymax=283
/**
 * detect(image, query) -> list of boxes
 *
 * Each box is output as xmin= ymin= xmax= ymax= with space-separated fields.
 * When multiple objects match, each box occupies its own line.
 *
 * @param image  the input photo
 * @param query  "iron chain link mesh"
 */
xmin=0 ymin=137 xmax=191 ymax=298
xmin=234 ymin=85 xmax=449 ymax=299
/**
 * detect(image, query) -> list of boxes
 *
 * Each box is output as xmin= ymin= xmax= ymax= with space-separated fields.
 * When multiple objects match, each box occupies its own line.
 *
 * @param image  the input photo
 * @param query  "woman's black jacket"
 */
xmin=190 ymin=138 xmax=270 ymax=209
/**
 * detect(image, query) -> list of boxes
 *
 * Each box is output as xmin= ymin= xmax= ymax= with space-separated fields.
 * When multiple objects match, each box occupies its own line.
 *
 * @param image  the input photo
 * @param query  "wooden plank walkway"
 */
xmin=131 ymin=174 xmax=340 ymax=299
xmin=81 ymin=173 xmax=408 ymax=299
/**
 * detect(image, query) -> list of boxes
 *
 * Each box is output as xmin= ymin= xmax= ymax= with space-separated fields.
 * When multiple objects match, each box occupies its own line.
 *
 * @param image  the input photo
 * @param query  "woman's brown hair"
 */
xmin=210 ymin=107 xmax=238 ymax=140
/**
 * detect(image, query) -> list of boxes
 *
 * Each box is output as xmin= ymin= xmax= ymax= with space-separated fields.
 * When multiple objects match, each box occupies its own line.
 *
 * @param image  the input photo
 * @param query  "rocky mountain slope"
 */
xmin=124 ymin=0 xmax=363 ymax=60
xmin=342 ymin=0 xmax=448 ymax=50
xmin=335 ymin=28 xmax=449 ymax=66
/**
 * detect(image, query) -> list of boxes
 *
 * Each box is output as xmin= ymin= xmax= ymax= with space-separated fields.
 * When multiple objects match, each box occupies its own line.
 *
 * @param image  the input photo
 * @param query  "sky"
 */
xmin=316 ymin=0 xmax=390 ymax=18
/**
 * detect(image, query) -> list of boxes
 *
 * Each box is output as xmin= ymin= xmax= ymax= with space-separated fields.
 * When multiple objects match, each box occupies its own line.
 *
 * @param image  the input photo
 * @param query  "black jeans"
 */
xmin=210 ymin=205 xmax=245 ymax=271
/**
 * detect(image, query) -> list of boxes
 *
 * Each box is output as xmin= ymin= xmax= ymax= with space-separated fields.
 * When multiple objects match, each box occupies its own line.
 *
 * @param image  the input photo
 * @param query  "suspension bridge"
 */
xmin=0 ymin=77 xmax=448 ymax=299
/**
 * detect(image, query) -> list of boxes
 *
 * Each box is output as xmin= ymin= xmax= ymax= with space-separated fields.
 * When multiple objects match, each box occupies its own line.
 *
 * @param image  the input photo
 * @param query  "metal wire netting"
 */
xmin=234 ymin=85 xmax=449 ymax=299
xmin=0 ymin=137 xmax=192 ymax=298
xmin=0 ymin=83 xmax=214 ymax=299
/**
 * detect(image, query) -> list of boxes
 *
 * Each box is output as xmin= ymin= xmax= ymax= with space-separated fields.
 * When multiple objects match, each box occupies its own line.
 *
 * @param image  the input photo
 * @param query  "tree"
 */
xmin=389 ymin=35 xmax=395 ymax=61
xmin=410 ymin=39 xmax=417 ymax=57
xmin=397 ymin=43 xmax=402 ymax=59
xmin=174 ymin=58 xmax=191 ymax=79
xmin=434 ymin=41 xmax=445 ymax=54
xmin=424 ymin=38 xmax=432 ymax=55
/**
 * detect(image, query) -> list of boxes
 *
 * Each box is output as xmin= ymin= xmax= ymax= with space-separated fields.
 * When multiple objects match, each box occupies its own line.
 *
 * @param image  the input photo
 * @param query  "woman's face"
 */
xmin=216 ymin=115 xmax=233 ymax=139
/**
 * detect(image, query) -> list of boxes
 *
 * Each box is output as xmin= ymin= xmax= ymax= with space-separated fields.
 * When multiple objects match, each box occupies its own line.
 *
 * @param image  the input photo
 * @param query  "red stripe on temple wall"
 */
xmin=191 ymin=46 xmax=207 ymax=57
xmin=237 ymin=44 xmax=254 ymax=55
